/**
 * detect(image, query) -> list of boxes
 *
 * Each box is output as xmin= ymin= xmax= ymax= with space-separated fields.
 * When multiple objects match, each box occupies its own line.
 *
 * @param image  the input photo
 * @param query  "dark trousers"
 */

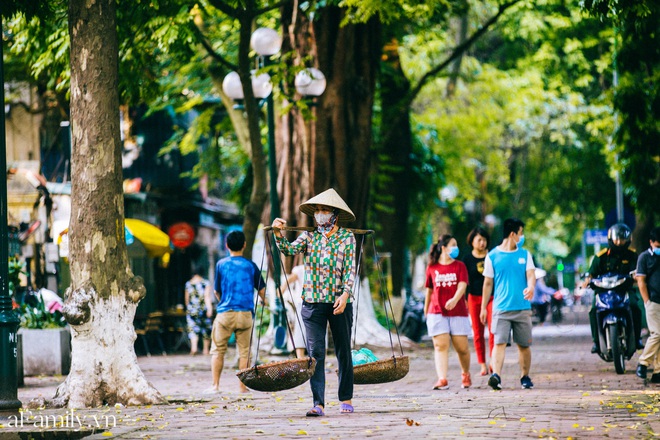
xmin=301 ymin=301 xmax=353 ymax=407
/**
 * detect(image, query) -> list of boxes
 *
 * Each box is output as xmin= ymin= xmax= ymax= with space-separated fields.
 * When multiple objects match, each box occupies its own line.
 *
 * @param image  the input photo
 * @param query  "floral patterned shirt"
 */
xmin=275 ymin=228 xmax=356 ymax=303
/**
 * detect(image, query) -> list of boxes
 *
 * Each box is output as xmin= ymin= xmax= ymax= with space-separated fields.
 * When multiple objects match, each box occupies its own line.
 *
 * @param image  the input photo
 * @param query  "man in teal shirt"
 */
xmin=480 ymin=218 xmax=536 ymax=391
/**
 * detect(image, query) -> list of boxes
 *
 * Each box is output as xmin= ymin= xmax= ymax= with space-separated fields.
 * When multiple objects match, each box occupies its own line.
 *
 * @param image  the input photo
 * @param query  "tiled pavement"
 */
xmin=2 ymin=310 xmax=659 ymax=439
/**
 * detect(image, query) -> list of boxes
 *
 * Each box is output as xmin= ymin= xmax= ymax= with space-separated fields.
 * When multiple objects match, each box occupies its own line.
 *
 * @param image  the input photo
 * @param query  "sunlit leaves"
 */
xmin=403 ymin=0 xmax=618 ymax=261
xmin=339 ymin=0 xmax=453 ymax=25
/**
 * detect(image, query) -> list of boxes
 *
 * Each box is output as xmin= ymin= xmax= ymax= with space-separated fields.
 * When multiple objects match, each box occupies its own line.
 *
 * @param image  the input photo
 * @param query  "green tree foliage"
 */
xmin=4 ymin=1 xmax=252 ymax=201
xmin=0 ymin=0 xmax=51 ymax=21
xmin=582 ymin=0 xmax=660 ymax=241
xmin=406 ymin=0 xmax=620 ymax=268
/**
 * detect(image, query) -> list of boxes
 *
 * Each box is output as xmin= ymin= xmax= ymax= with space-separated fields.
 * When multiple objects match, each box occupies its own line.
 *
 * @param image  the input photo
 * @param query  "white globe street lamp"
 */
xmin=221 ymin=71 xmax=243 ymax=100
xmin=221 ymin=70 xmax=273 ymax=100
xmin=221 ymin=29 xmax=325 ymax=348
xmin=250 ymin=27 xmax=282 ymax=57
xmin=294 ymin=68 xmax=327 ymax=98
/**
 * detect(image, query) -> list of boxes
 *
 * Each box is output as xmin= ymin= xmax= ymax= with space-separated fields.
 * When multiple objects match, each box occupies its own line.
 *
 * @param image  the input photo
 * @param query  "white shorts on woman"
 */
xmin=426 ymin=313 xmax=471 ymax=337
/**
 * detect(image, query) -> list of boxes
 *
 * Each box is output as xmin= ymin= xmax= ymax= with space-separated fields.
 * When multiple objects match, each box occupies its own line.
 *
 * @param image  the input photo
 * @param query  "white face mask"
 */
xmin=314 ymin=212 xmax=334 ymax=225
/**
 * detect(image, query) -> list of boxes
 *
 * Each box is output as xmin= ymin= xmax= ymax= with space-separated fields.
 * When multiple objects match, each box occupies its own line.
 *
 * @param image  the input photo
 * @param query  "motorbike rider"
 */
xmin=583 ymin=223 xmax=642 ymax=354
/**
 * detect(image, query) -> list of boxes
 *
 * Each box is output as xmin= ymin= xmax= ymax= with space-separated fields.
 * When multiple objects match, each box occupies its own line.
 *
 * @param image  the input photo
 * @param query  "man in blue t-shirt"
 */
xmin=210 ymin=230 xmax=266 ymax=393
xmin=480 ymin=218 xmax=536 ymax=391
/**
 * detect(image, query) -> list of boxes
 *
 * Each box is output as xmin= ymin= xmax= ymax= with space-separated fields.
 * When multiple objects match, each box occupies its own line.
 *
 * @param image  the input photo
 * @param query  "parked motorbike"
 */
xmin=590 ymin=272 xmax=636 ymax=374
xmin=550 ymin=290 xmax=564 ymax=324
xmin=399 ymin=290 xmax=425 ymax=343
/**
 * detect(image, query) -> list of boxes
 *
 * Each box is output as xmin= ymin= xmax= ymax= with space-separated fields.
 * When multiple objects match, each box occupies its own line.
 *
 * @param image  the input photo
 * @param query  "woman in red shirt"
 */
xmin=425 ymin=234 xmax=471 ymax=390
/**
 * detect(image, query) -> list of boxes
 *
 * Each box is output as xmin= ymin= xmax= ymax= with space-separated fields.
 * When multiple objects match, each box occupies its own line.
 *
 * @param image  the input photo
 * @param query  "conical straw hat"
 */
xmin=299 ymin=188 xmax=356 ymax=223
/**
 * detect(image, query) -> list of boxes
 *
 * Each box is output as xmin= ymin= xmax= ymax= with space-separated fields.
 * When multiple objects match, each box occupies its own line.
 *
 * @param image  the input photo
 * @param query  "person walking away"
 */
xmin=425 ymin=234 xmax=472 ymax=390
xmin=531 ymin=269 xmax=554 ymax=326
xmin=463 ymin=227 xmax=492 ymax=376
xmin=636 ymin=226 xmax=660 ymax=383
xmin=272 ymin=188 xmax=356 ymax=417
xmin=480 ymin=218 xmax=536 ymax=390
xmin=285 ymin=265 xmax=307 ymax=359
xmin=210 ymin=230 xmax=266 ymax=393
xmin=583 ymin=223 xmax=642 ymax=353
xmin=184 ymin=266 xmax=214 ymax=355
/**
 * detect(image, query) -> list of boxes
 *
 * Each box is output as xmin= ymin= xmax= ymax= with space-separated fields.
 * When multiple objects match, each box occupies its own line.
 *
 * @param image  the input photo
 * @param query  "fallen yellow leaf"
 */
xmin=297 ymin=430 xmax=308 ymax=435
xmin=573 ymin=423 xmax=580 ymax=428
xmin=101 ymin=433 xmax=113 ymax=437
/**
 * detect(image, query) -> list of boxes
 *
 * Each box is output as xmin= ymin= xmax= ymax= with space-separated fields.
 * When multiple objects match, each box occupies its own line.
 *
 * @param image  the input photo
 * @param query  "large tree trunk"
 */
xmin=51 ymin=0 xmax=165 ymax=408
xmin=377 ymin=38 xmax=413 ymax=298
xmin=236 ymin=14 xmax=269 ymax=259
xmin=278 ymin=6 xmax=380 ymax=234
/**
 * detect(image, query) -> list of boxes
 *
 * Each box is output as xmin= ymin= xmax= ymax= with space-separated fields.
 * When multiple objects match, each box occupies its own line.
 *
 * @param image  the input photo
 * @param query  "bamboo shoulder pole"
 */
xmin=263 ymin=226 xmax=374 ymax=235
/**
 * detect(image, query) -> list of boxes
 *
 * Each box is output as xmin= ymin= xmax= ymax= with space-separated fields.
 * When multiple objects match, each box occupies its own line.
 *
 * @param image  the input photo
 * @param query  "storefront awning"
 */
xmin=125 ymin=219 xmax=173 ymax=258
xmin=58 ymin=218 xmax=173 ymax=259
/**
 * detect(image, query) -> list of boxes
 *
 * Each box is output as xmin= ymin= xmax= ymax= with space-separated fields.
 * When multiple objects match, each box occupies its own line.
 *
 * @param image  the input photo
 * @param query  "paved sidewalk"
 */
xmin=2 ymin=317 xmax=659 ymax=439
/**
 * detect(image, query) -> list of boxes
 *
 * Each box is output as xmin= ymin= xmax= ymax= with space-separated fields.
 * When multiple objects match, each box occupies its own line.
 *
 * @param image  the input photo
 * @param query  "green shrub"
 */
xmin=8 ymin=257 xmax=67 ymax=329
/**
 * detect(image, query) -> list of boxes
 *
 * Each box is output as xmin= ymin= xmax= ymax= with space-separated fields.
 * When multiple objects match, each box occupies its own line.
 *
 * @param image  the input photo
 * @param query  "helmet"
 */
xmin=607 ymin=223 xmax=632 ymax=251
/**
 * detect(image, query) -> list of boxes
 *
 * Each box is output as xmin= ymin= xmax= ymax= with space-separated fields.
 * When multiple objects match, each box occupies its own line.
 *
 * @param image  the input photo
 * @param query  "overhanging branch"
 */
xmin=190 ymin=22 xmax=238 ymax=71
xmin=255 ymin=0 xmax=291 ymax=16
xmin=206 ymin=0 xmax=240 ymax=18
xmin=405 ymin=0 xmax=521 ymax=109
xmin=379 ymin=1 xmax=521 ymax=145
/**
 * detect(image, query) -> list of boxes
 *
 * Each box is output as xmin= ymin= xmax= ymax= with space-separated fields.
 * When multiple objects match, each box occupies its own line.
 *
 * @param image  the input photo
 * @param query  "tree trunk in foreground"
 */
xmin=50 ymin=0 xmax=165 ymax=408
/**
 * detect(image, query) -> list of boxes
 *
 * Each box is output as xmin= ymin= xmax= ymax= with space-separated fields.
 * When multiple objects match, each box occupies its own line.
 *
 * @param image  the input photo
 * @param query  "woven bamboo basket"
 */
xmin=353 ymin=355 xmax=409 ymax=385
xmin=237 ymin=357 xmax=317 ymax=392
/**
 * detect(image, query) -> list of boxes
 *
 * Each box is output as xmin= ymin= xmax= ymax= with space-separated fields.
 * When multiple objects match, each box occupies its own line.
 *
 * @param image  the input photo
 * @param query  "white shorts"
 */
xmin=426 ymin=313 xmax=471 ymax=337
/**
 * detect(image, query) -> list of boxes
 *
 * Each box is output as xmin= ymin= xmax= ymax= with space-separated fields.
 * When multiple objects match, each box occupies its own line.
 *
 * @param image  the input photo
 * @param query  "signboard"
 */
xmin=168 ymin=222 xmax=195 ymax=249
xmin=584 ymin=229 xmax=608 ymax=245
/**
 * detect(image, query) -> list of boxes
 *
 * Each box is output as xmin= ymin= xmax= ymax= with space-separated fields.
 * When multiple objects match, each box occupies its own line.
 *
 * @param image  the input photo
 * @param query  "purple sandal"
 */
xmin=306 ymin=405 xmax=325 ymax=417
xmin=340 ymin=403 xmax=354 ymax=414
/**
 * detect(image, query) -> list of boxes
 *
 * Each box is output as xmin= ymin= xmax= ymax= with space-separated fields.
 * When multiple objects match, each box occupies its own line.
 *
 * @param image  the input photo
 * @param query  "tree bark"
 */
xmin=446 ymin=11 xmax=469 ymax=98
xmin=279 ymin=5 xmax=380 ymax=233
xmin=377 ymin=38 xmax=413 ymax=298
xmin=236 ymin=13 xmax=269 ymax=260
xmin=52 ymin=0 xmax=165 ymax=408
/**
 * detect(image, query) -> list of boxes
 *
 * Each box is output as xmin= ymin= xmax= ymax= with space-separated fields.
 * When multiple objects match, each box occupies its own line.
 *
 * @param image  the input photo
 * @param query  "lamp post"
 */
xmin=0 ymin=19 xmax=23 ymax=412
xmin=222 ymin=28 xmax=326 ymax=351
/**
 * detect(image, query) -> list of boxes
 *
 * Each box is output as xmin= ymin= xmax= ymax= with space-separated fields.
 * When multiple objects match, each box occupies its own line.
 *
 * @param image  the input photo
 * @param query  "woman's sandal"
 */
xmin=340 ymin=403 xmax=354 ymax=414
xmin=306 ymin=406 xmax=325 ymax=417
